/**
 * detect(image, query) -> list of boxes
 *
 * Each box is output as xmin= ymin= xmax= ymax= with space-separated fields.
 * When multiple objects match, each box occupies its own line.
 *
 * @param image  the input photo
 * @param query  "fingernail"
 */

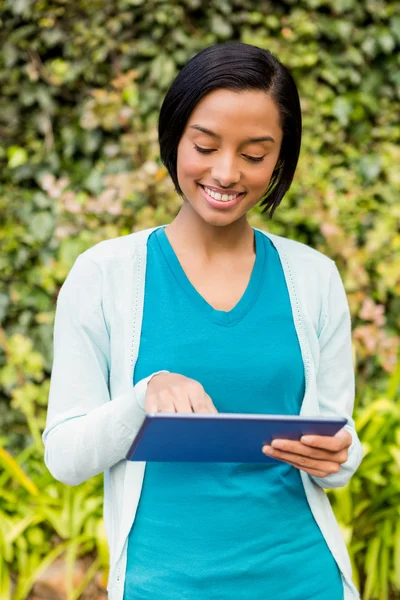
xmin=271 ymin=440 xmax=283 ymax=449
xmin=301 ymin=436 xmax=313 ymax=444
xmin=263 ymin=445 xmax=273 ymax=454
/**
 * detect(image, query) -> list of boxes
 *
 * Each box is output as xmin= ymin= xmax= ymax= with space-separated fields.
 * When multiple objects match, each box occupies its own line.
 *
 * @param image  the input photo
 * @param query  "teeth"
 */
xmin=204 ymin=186 xmax=240 ymax=202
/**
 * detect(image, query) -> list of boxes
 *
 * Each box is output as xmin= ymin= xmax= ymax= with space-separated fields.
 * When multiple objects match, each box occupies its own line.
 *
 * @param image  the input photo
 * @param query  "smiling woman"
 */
xmin=43 ymin=42 xmax=362 ymax=600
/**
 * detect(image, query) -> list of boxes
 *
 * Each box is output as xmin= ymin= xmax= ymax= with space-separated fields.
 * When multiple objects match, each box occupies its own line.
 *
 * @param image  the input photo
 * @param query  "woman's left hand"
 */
xmin=262 ymin=428 xmax=352 ymax=478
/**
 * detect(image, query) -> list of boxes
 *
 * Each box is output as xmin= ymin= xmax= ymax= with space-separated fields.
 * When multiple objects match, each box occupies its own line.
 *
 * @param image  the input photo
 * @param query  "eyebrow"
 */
xmin=190 ymin=124 xmax=275 ymax=144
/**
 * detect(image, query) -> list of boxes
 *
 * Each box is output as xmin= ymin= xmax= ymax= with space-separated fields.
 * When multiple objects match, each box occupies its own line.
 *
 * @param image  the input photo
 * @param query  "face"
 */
xmin=176 ymin=88 xmax=283 ymax=228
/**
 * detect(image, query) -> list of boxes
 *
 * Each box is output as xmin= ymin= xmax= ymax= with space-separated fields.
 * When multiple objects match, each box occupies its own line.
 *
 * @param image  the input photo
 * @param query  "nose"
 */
xmin=210 ymin=153 xmax=241 ymax=188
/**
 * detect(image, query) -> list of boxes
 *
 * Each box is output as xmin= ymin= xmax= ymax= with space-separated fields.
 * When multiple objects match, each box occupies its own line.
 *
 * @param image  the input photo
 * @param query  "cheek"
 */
xmin=177 ymin=143 xmax=205 ymax=183
xmin=251 ymin=161 xmax=279 ymax=191
xmin=179 ymin=157 xmax=204 ymax=180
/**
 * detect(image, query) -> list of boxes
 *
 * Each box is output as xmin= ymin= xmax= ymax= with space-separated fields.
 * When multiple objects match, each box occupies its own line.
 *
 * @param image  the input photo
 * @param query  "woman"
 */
xmin=43 ymin=42 xmax=363 ymax=599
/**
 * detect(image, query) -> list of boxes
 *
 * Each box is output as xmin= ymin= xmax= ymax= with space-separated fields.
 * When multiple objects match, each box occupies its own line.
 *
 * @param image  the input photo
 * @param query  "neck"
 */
xmin=165 ymin=202 xmax=255 ymax=261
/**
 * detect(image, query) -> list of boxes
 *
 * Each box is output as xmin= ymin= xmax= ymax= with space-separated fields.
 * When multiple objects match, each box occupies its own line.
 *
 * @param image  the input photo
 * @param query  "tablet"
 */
xmin=125 ymin=413 xmax=347 ymax=463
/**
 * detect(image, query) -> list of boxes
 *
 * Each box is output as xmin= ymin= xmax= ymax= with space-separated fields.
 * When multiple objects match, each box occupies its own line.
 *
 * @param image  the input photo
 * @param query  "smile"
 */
xmin=200 ymin=185 xmax=245 ymax=202
xmin=198 ymin=185 xmax=246 ymax=210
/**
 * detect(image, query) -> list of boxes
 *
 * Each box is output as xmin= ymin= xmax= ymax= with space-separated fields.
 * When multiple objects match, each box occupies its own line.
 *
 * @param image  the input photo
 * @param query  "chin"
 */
xmin=196 ymin=206 xmax=245 ymax=228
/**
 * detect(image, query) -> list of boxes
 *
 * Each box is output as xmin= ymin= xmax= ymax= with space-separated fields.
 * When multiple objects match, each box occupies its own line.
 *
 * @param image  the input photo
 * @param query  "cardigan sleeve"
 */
xmin=42 ymin=254 xmax=164 ymax=486
xmin=311 ymin=261 xmax=363 ymax=489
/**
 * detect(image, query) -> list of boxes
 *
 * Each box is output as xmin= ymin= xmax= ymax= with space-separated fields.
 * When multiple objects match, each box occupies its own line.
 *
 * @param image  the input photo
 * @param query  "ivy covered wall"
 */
xmin=1 ymin=1 xmax=399 ymax=598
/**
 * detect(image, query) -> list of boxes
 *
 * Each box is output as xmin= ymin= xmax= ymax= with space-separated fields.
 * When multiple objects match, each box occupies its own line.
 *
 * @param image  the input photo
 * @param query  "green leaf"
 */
xmin=29 ymin=212 xmax=54 ymax=242
xmin=394 ymin=520 xmax=400 ymax=589
xmin=0 ymin=293 xmax=10 ymax=323
xmin=0 ymin=448 xmax=39 ymax=496
xmin=377 ymin=30 xmax=395 ymax=54
xmin=364 ymin=536 xmax=380 ymax=599
xmin=211 ymin=14 xmax=233 ymax=38
xmin=359 ymin=155 xmax=382 ymax=182
xmin=12 ymin=542 xmax=68 ymax=600
xmin=332 ymin=97 xmax=352 ymax=126
xmin=7 ymin=147 xmax=28 ymax=169
xmin=390 ymin=16 xmax=400 ymax=42
xmin=389 ymin=446 xmax=400 ymax=471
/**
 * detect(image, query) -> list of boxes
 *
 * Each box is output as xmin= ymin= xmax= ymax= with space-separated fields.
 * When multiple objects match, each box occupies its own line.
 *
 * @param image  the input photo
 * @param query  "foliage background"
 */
xmin=1 ymin=0 xmax=400 ymax=598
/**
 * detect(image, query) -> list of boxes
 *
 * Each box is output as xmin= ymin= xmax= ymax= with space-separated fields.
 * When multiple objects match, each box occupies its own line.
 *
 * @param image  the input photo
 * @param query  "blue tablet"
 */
xmin=125 ymin=413 xmax=347 ymax=463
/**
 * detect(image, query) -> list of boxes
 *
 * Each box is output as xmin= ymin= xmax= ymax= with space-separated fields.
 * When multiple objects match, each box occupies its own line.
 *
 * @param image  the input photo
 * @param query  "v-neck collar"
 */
xmin=154 ymin=226 xmax=266 ymax=327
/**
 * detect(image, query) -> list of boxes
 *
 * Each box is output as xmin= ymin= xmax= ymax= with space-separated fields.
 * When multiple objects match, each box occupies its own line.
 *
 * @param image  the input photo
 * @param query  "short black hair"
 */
xmin=158 ymin=41 xmax=302 ymax=218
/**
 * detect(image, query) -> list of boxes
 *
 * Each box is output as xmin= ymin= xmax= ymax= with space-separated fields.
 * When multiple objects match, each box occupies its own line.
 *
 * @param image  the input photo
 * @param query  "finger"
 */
xmin=204 ymin=393 xmax=218 ymax=414
xmin=288 ymin=461 xmax=333 ymax=478
xmin=190 ymin=392 xmax=214 ymax=414
xmin=145 ymin=399 xmax=158 ymax=413
xmin=262 ymin=446 xmax=341 ymax=475
xmin=155 ymin=390 xmax=177 ymax=413
xmin=185 ymin=381 xmax=213 ymax=413
xmin=172 ymin=395 xmax=195 ymax=414
xmin=301 ymin=429 xmax=352 ymax=452
xmin=262 ymin=447 xmax=333 ymax=477
xmin=185 ymin=383 xmax=206 ymax=413
xmin=190 ymin=390 xmax=217 ymax=414
xmin=270 ymin=439 xmax=348 ymax=464
xmin=145 ymin=393 xmax=160 ymax=413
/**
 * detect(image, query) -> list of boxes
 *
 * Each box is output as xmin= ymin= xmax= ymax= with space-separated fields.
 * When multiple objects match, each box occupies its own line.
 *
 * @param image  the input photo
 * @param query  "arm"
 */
xmin=262 ymin=261 xmax=363 ymax=488
xmin=42 ymin=254 xmax=164 ymax=486
xmin=310 ymin=261 xmax=363 ymax=489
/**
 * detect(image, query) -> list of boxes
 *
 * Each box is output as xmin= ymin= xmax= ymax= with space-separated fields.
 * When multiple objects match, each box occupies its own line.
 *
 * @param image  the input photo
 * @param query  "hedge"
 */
xmin=1 ymin=1 xmax=399 ymax=598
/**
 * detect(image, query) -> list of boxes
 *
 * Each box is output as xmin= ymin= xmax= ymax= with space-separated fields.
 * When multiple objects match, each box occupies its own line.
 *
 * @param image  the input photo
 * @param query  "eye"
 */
xmin=243 ymin=155 xmax=265 ymax=163
xmin=194 ymin=144 xmax=265 ymax=162
xmin=194 ymin=144 xmax=215 ymax=154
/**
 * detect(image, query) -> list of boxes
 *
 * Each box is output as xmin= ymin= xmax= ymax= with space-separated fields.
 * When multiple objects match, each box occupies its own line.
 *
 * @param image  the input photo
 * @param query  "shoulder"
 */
xmin=259 ymin=230 xmax=334 ymax=270
xmin=59 ymin=226 xmax=161 ymax=314
xmin=258 ymin=229 xmax=335 ymax=290
xmin=79 ymin=226 xmax=160 ymax=265
xmin=257 ymin=230 xmax=338 ymax=329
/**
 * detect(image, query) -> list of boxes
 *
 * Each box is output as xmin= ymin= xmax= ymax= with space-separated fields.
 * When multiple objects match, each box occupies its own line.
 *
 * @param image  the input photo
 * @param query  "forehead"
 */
xmin=186 ymin=89 xmax=282 ymax=135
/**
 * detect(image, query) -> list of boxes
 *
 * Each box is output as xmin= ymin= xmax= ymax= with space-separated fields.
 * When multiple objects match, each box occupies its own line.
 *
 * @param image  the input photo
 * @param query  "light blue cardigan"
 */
xmin=43 ymin=226 xmax=363 ymax=599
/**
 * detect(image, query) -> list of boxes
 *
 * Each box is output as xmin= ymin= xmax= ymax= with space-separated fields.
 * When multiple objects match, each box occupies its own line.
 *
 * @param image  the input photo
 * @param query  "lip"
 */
xmin=200 ymin=184 xmax=245 ymax=195
xmin=198 ymin=184 xmax=246 ymax=210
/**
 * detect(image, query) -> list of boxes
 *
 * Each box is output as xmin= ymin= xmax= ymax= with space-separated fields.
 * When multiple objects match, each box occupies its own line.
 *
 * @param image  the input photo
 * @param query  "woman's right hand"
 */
xmin=145 ymin=373 xmax=218 ymax=414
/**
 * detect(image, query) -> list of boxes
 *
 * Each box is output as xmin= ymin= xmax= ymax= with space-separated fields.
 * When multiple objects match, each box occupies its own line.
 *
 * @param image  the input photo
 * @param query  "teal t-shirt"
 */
xmin=123 ymin=227 xmax=343 ymax=600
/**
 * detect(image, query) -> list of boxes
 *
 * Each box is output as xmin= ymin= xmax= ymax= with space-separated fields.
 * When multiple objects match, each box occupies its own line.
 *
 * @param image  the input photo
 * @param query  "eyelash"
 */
xmin=193 ymin=144 xmax=265 ymax=163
